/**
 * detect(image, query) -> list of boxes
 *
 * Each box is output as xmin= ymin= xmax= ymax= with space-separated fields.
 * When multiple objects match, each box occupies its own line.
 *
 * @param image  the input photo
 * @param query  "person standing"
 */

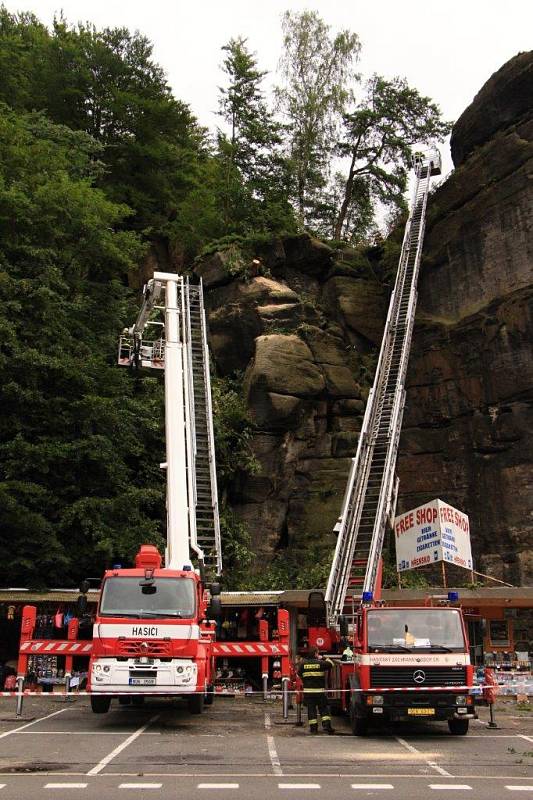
xmin=297 ymin=646 xmax=335 ymax=734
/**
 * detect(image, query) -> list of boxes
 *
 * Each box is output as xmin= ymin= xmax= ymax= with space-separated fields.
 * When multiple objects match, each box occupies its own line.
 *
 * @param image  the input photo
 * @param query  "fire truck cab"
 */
xmin=330 ymin=600 xmax=476 ymax=735
xmin=89 ymin=545 xmax=218 ymax=714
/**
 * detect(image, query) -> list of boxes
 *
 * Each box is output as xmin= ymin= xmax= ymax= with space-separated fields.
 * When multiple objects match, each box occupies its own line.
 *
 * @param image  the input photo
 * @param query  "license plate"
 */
xmin=129 ymin=678 xmax=156 ymax=686
xmin=407 ymin=708 xmax=435 ymax=716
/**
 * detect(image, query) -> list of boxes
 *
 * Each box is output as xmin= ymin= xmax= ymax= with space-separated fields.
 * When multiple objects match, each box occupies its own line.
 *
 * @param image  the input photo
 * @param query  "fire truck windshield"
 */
xmin=367 ymin=608 xmax=465 ymax=652
xmin=99 ymin=577 xmax=196 ymax=619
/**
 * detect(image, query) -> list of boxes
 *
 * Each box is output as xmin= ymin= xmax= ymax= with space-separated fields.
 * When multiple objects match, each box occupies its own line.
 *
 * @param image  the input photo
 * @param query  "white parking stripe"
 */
xmin=429 ymin=786 xmax=472 ymax=791
xmin=0 ymin=786 xmax=5 ymax=790
xmin=279 ymin=784 xmax=321 ymax=790
xmin=395 ymin=736 xmax=453 ymax=778
xmin=264 ymin=712 xmax=282 ymax=776
xmin=351 ymin=785 xmax=394 ymax=790
xmin=518 ymin=735 xmax=533 ymax=745
xmin=45 ymin=784 xmax=88 ymax=789
xmin=87 ymin=714 xmax=159 ymax=776
xmin=0 ymin=707 xmax=70 ymax=739
xmin=119 ymin=784 xmax=162 ymax=789
xmin=505 ymin=788 xmax=533 ymax=792
xmin=197 ymin=784 xmax=239 ymax=790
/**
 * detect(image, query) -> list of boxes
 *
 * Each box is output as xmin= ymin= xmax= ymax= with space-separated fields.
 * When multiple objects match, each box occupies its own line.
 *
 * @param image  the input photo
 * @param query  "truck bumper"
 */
xmin=358 ymin=692 xmax=477 ymax=723
xmin=90 ymin=657 xmax=199 ymax=695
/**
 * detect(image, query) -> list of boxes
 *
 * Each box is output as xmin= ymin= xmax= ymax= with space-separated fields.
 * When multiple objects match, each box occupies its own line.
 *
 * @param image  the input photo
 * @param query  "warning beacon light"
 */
xmin=362 ymin=591 xmax=373 ymax=603
xmin=448 ymin=591 xmax=459 ymax=602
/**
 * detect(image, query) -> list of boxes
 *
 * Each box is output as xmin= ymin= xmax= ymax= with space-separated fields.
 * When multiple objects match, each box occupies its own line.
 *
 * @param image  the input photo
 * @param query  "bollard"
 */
xmin=487 ymin=701 xmax=499 ymax=729
xmin=15 ymin=677 xmax=24 ymax=718
xmin=262 ymin=673 xmax=268 ymax=700
xmin=282 ymin=677 xmax=290 ymax=720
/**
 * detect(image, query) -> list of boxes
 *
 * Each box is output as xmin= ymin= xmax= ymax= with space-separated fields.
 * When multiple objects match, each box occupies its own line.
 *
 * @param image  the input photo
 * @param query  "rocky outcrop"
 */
xmin=195 ymin=235 xmax=381 ymax=563
xmin=398 ymin=51 xmax=533 ymax=585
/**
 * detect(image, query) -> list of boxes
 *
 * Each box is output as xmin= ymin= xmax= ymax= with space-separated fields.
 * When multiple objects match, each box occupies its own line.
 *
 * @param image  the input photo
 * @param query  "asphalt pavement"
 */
xmin=0 ymin=695 xmax=531 ymax=799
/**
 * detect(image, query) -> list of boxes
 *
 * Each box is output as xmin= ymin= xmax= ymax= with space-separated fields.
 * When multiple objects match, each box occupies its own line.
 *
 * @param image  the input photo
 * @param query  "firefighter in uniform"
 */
xmin=297 ymin=647 xmax=335 ymax=734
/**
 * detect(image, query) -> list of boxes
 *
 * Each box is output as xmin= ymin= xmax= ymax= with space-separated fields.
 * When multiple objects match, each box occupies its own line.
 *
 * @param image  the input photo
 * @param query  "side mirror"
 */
xmin=76 ymin=595 xmax=88 ymax=616
xmin=339 ymin=615 xmax=349 ymax=638
xmin=210 ymin=582 xmax=221 ymax=597
xmin=208 ymin=596 xmax=222 ymax=620
xmin=79 ymin=580 xmax=90 ymax=595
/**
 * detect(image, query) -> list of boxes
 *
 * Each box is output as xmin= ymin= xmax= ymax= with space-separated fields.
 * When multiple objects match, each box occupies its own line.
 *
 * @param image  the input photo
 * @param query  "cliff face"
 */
xmin=195 ymin=237 xmax=384 ymax=566
xmin=398 ymin=51 xmax=533 ymax=585
xmin=195 ymin=52 xmax=533 ymax=585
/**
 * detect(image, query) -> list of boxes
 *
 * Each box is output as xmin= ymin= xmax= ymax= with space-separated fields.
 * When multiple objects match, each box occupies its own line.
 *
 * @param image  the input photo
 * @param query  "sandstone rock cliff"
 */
xmin=399 ymin=51 xmax=533 ymax=585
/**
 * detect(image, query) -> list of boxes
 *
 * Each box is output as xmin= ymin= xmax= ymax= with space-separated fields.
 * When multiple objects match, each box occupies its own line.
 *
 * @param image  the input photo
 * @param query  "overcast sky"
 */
xmin=3 ymin=0 xmax=532 ymax=176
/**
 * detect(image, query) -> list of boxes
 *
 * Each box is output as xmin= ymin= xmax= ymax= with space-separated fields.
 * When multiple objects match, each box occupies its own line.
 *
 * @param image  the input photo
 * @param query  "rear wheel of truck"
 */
xmin=91 ymin=696 xmax=111 ymax=714
xmin=188 ymin=693 xmax=205 ymax=715
xmin=204 ymin=685 xmax=214 ymax=706
xmin=448 ymin=718 xmax=469 ymax=735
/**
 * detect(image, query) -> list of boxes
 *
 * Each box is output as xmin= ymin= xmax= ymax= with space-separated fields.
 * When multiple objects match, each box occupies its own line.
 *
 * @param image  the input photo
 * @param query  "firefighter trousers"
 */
xmin=304 ymin=692 xmax=331 ymax=729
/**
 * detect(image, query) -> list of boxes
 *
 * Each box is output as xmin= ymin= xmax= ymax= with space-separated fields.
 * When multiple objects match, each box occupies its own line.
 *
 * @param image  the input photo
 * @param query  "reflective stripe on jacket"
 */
xmin=297 ymin=657 xmax=333 ymax=693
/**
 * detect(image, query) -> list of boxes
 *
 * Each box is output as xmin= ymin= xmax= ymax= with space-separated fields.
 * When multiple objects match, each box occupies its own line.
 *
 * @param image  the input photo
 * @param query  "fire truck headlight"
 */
xmin=94 ymin=664 xmax=102 ymax=672
xmin=177 ymin=666 xmax=184 ymax=673
xmin=456 ymin=695 xmax=467 ymax=706
xmin=103 ymin=665 xmax=110 ymax=673
xmin=373 ymin=695 xmax=384 ymax=705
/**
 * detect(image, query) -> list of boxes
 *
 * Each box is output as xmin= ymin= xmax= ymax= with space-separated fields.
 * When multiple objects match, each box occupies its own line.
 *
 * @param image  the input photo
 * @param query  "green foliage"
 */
xmin=216 ymin=36 xmax=295 ymax=236
xmin=211 ymin=373 xmax=259 ymax=485
xmin=276 ymin=10 xmax=361 ymax=226
xmin=219 ymin=509 xmax=254 ymax=590
xmin=0 ymin=106 xmax=165 ymax=586
xmin=332 ymin=75 xmax=451 ymax=241
xmin=0 ymin=8 xmax=206 ymax=241
xmin=249 ymin=546 xmax=333 ymax=591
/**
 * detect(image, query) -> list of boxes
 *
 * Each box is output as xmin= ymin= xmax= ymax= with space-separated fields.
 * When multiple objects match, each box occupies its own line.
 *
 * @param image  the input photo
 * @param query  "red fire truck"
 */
xmin=88 ymin=545 xmax=218 ymax=714
xmin=17 ymin=275 xmax=290 ymax=716
xmin=319 ymin=150 xmax=477 ymax=735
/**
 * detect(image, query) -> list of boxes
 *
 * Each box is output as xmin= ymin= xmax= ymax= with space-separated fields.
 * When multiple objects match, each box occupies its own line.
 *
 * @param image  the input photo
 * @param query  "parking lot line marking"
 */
xmin=351 ymin=785 xmax=394 ymax=790
xmin=278 ymin=784 xmax=321 ymax=790
xmin=505 ymin=789 xmax=533 ymax=792
xmin=265 ymin=712 xmax=282 ymax=777
xmin=0 ymin=707 xmax=70 ymax=739
xmin=45 ymin=783 xmax=88 ymax=789
xmin=119 ymin=784 xmax=162 ymax=789
xmin=518 ymin=735 xmax=533 ymax=744
xmin=87 ymin=714 xmax=159 ymax=776
xmin=395 ymin=737 xmax=453 ymax=778
xmin=197 ymin=784 xmax=239 ymax=790
xmin=17 ymin=731 xmax=161 ymax=735
xmin=429 ymin=785 xmax=472 ymax=791
xmin=0 ymin=785 xmax=5 ymax=789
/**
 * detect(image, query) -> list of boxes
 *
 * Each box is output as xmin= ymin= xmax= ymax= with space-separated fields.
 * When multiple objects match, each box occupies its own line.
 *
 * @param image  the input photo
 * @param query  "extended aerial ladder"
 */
xmin=325 ymin=149 xmax=441 ymax=629
xmin=118 ymin=273 xmax=222 ymax=576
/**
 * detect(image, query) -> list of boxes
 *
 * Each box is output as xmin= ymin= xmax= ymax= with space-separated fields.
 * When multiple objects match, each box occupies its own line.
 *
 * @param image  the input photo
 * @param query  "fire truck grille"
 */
xmin=370 ymin=666 xmax=466 ymax=688
xmin=117 ymin=640 xmax=171 ymax=657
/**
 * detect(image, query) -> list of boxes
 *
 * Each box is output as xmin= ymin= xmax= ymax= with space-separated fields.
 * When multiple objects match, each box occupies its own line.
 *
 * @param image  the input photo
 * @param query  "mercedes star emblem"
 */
xmin=413 ymin=669 xmax=426 ymax=684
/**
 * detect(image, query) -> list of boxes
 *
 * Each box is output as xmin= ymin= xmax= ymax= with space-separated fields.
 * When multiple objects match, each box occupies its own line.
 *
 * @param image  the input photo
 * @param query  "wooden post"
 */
xmin=397 ymin=571 xmax=402 ymax=589
xmin=441 ymin=560 xmax=447 ymax=588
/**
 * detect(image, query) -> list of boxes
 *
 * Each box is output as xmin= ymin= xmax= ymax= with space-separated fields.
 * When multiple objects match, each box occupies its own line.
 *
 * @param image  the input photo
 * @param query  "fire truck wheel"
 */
xmin=118 ymin=696 xmax=131 ymax=705
xmin=90 ymin=696 xmax=111 ymax=714
xmin=204 ymin=685 xmax=214 ymax=705
xmin=131 ymin=696 xmax=145 ymax=707
xmin=188 ymin=693 xmax=205 ymax=714
xmin=448 ymin=718 xmax=469 ymax=735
